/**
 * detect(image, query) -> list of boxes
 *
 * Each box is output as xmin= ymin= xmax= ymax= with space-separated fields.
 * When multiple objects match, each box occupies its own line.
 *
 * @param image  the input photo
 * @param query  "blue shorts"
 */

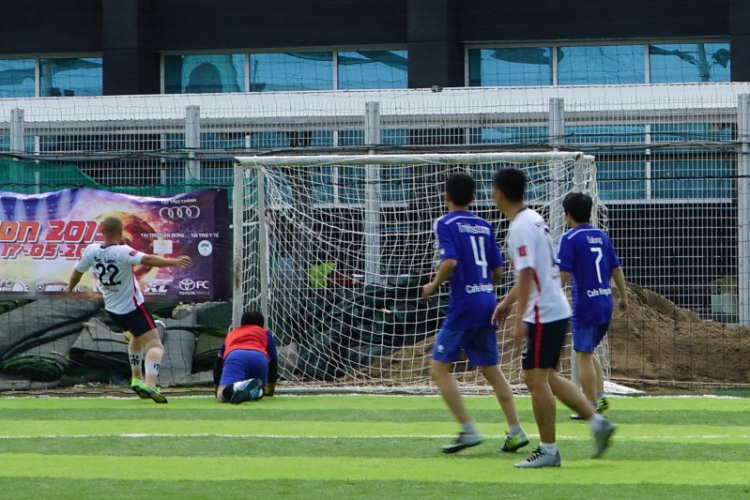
xmin=573 ymin=323 xmax=610 ymax=353
xmin=219 ymin=349 xmax=269 ymax=387
xmin=432 ymin=327 xmax=499 ymax=367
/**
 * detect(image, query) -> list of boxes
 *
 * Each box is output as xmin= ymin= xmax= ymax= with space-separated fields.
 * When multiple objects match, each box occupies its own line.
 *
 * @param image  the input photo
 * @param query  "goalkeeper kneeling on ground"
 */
xmin=213 ymin=311 xmax=279 ymax=404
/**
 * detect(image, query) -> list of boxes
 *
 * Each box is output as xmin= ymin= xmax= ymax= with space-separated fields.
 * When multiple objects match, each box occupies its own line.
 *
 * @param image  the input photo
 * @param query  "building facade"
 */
xmin=0 ymin=0 xmax=743 ymax=96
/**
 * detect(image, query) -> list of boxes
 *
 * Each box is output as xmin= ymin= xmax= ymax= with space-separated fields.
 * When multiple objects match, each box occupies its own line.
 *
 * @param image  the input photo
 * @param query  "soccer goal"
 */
xmin=233 ymin=152 xmax=604 ymax=393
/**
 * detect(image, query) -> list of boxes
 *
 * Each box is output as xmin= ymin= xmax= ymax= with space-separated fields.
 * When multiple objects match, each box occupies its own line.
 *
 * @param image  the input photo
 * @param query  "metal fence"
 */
xmin=1 ymin=83 xmax=749 ymax=388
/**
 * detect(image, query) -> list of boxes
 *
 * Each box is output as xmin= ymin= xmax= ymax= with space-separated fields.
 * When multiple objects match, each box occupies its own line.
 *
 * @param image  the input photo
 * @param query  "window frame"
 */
xmin=160 ymin=45 xmax=408 ymax=94
xmin=0 ymin=53 xmax=101 ymax=99
xmin=464 ymin=38 xmax=730 ymax=87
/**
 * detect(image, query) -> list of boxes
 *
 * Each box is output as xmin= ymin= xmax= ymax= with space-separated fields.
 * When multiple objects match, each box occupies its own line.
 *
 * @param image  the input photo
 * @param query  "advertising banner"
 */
xmin=0 ymin=188 xmax=229 ymax=302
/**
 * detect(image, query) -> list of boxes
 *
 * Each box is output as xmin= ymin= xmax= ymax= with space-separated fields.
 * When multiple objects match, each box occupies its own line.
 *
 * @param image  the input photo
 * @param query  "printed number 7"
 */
xmin=470 ymin=235 xmax=488 ymax=279
xmin=590 ymin=247 xmax=603 ymax=284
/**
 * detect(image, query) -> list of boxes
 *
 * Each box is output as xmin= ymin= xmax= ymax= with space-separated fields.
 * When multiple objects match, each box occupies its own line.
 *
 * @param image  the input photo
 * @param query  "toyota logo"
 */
xmin=179 ymin=279 xmax=196 ymax=291
xmin=159 ymin=206 xmax=201 ymax=219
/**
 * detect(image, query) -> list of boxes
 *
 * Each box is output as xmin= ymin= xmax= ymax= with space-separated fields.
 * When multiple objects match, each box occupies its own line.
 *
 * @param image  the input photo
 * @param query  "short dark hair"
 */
xmin=445 ymin=172 xmax=475 ymax=206
xmin=562 ymin=192 xmax=593 ymax=223
xmin=493 ymin=168 xmax=526 ymax=203
xmin=102 ymin=216 xmax=123 ymax=237
xmin=241 ymin=311 xmax=265 ymax=327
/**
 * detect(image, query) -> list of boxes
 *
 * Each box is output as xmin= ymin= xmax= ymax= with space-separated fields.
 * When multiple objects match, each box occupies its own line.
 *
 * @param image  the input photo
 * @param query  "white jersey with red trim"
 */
xmin=75 ymin=243 xmax=146 ymax=315
xmin=507 ymin=208 xmax=571 ymax=324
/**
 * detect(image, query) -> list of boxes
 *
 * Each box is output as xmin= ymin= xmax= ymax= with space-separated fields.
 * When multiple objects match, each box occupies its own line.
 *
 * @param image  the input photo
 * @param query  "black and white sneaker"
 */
xmin=515 ymin=446 xmax=562 ymax=468
xmin=440 ymin=431 xmax=483 ymax=454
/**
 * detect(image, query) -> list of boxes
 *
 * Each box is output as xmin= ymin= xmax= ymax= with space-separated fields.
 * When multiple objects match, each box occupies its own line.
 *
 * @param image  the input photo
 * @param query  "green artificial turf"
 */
xmin=0 ymin=395 xmax=747 ymax=499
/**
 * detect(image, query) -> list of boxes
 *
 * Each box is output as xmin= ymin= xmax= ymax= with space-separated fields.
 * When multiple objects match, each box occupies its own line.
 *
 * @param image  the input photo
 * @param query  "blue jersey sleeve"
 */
xmin=557 ymin=235 xmax=575 ymax=273
xmin=435 ymin=221 xmax=458 ymax=261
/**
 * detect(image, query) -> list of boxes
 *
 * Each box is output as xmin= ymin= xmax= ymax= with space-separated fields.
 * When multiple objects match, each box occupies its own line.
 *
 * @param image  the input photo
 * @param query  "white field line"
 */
xmin=0 ymin=394 xmax=743 ymax=400
xmin=0 ymin=433 xmax=747 ymax=441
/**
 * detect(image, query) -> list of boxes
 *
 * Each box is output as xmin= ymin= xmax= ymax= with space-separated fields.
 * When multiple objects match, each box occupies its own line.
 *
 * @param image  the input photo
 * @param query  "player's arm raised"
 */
xmin=141 ymin=254 xmax=192 ymax=268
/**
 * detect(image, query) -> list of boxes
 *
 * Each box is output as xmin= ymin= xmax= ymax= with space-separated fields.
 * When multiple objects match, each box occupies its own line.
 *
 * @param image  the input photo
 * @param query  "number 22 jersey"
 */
xmin=75 ymin=243 xmax=146 ymax=314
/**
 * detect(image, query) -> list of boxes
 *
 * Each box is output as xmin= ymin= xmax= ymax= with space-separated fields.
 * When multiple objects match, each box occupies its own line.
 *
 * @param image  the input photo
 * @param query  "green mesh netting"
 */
xmin=0 ymin=159 xmax=231 ymax=197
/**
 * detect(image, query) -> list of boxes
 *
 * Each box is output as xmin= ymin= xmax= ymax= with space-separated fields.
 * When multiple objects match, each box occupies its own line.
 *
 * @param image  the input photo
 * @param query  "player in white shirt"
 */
xmin=491 ymin=168 xmax=616 ymax=468
xmin=66 ymin=216 xmax=191 ymax=403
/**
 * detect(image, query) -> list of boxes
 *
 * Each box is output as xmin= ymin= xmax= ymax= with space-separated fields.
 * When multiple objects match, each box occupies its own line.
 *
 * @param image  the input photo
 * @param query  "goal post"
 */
xmin=233 ymin=152 xmax=603 ymax=392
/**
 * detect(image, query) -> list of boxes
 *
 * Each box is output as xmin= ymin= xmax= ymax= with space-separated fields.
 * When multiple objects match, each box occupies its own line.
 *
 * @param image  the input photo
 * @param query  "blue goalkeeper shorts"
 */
xmin=432 ymin=326 xmax=499 ymax=367
xmin=219 ymin=349 xmax=269 ymax=387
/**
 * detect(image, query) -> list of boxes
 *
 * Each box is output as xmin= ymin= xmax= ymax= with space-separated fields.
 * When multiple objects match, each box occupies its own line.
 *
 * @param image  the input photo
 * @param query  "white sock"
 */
xmin=587 ymin=412 xmax=606 ymax=432
xmin=509 ymin=424 xmax=523 ymax=437
xmin=540 ymin=442 xmax=558 ymax=455
xmin=461 ymin=421 xmax=478 ymax=435
xmin=145 ymin=359 xmax=160 ymax=383
xmin=128 ymin=349 xmax=143 ymax=378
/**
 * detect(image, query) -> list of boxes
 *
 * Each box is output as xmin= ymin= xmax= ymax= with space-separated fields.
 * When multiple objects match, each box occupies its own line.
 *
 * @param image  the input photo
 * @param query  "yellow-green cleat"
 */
xmin=139 ymin=383 xmax=168 ymax=404
xmin=130 ymin=378 xmax=150 ymax=399
xmin=500 ymin=431 xmax=530 ymax=453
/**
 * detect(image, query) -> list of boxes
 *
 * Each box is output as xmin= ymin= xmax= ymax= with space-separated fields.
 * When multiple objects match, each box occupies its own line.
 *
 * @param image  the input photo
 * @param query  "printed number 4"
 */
xmin=470 ymin=236 xmax=488 ymax=279
xmin=590 ymin=247 xmax=603 ymax=284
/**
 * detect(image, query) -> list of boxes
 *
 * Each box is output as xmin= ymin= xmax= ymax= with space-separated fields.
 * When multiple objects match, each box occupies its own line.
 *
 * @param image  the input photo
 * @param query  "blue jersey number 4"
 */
xmin=469 ymin=235 xmax=488 ymax=279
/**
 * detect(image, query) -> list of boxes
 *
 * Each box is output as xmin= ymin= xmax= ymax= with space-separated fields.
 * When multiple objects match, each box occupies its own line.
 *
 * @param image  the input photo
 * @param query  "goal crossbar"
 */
xmin=236 ymin=152 xmax=592 ymax=168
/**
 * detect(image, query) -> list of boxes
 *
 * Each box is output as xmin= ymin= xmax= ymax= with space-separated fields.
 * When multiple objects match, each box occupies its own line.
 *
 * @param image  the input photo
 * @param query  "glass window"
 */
xmin=40 ymin=58 xmax=102 ymax=97
xmin=338 ymin=129 xmax=409 ymax=146
xmin=164 ymin=54 xmax=244 ymax=94
xmin=468 ymin=48 xmax=553 ymax=87
xmin=250 ymin=131 xmax=333 ymax=149
xmin=651 ymin=154 xmax=733 ymax=199
xmin=566 ymin=125 xmax=647 ymax=145
xmin=0 ymin=59 xmax=35 ymax=98
xmin=558 ymin=46 xmax=644 ymax=85
xmin=338 ymin=50 xmax=407 ymax=90
xmin=469 ymin=126 xmax=549 ymax=145
xmin=649 ymin=43 xmax=730 ymax=83
xmin=651 ymin=123 xmax=734 ymax=144
xmin=201 ymin=132 xmax=246 ymax=150
xmin=250 ymin=53 xmax=333 ymax=92
xmin=597 ymin=158 xmax=647 ymax=200
xmin=310 ymin=167 xmax=335 ymax=204
xmin=381 ymin=165 xmax=409 ymax=204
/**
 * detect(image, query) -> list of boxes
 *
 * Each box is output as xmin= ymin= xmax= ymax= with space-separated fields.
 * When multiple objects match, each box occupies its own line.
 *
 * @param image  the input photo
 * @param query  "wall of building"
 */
xmin=0 ymin=0 xmax=743 ymax=94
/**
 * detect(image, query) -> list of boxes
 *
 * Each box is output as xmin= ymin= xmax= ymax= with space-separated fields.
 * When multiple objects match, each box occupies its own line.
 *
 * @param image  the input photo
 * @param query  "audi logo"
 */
xmin=159 ymin=206 xmax=201 ymax=219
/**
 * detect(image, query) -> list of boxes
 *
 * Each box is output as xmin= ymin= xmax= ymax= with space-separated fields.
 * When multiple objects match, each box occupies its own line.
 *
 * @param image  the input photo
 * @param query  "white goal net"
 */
xmin=233 ymin=152 xmax=603 ymax=392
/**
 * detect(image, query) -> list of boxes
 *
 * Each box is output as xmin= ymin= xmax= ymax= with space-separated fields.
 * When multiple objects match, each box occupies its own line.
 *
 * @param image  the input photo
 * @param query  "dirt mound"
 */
xmin=609 ymin=283 xmax=750 ymax=386
xmin=354 ymin=282 xmax=750 ymax=388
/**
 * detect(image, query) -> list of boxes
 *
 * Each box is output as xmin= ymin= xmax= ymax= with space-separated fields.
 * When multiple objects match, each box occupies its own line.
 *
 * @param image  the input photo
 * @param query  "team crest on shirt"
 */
xmin=129 ymin=250 xmax=137 ymax=256
xmin=518 ymin=246 xmax=527 ymax=257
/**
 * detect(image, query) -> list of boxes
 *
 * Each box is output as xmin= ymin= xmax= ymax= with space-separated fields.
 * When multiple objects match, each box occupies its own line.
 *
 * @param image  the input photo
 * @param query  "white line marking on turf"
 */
xmin=0 ymin=433 xmax=748 ymax=440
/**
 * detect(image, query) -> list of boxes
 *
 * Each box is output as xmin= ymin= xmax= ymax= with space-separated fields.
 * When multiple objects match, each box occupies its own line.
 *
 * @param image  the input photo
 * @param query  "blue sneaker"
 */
xmin=230 ymin=378 xmax=263 ymax=405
